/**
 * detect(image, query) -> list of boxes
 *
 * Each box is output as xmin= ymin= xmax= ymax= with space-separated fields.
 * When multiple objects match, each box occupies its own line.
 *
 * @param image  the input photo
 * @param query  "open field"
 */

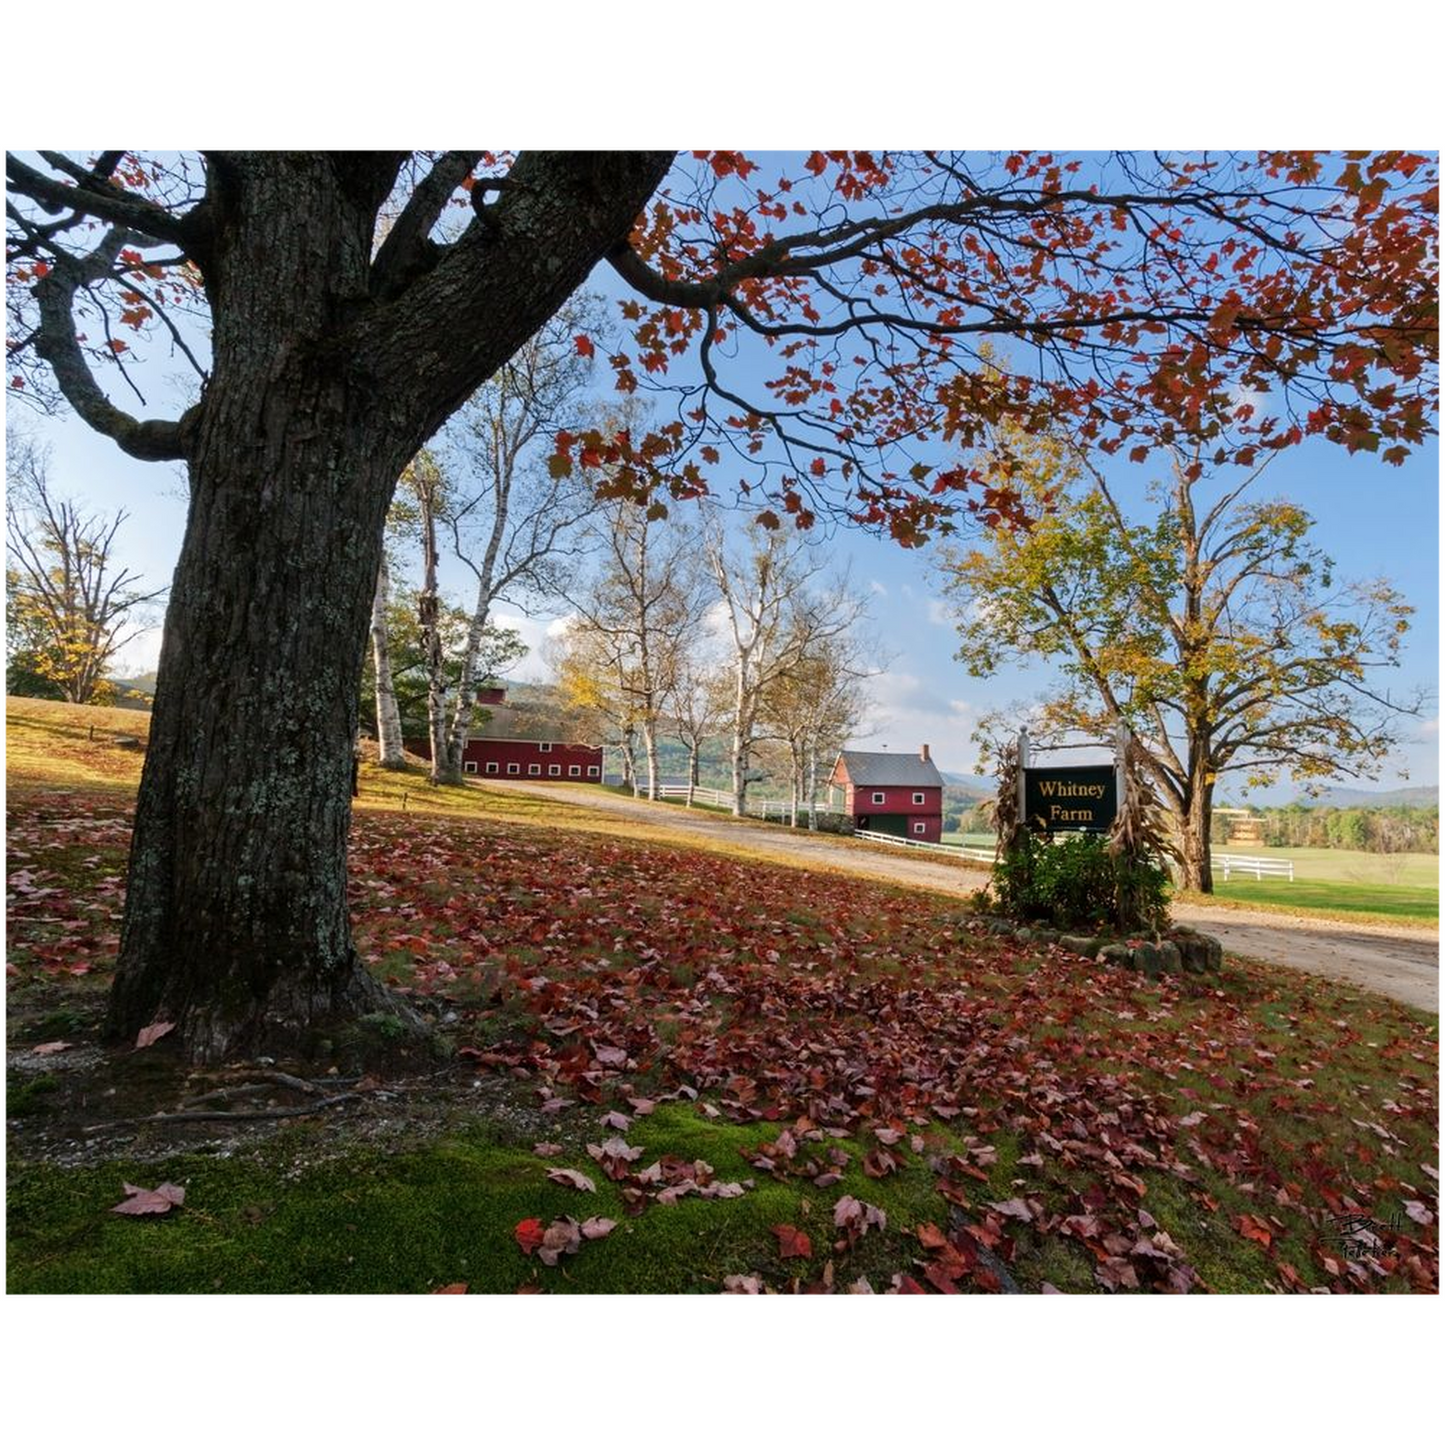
xmin=7 ymin=697 xmax=1440 ymax=1294
xmin=937 ymin=827 xmax=1440 ymax=925
xmin=1212 ymin=846 xmax=1438 ymax=889
xmin=1207 ymin=878 xmax=1437 ymax=923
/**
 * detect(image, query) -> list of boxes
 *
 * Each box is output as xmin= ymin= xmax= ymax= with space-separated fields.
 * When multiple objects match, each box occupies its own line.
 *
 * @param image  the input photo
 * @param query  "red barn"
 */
xmin=408 ymin=735 xmax=604 ymax=781
xmin=403 ymin=682 xmax=603 ymax=781
xmin=463 ymin=736 xmax=603 ymax=780
xmin=830 ymin=744 xmax=945 ymax=842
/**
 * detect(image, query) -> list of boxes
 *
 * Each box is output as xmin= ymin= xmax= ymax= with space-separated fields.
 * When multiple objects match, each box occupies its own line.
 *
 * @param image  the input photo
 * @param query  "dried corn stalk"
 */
xmin=988 ymin=738 xmax=1026 ymax=861
xmin=1106 ymin=735 xmax=1179 ymax=865
xmin=1107 ymin=734 xmax=1180 ymax=930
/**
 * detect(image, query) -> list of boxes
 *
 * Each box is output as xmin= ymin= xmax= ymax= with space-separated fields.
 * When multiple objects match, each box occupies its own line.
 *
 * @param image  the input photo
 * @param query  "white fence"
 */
xmin=654 ymin=786 xmax=850 ymax=823
xmin=855 ymin=828 xmax=995 ymax=863
xmin=750 ymin=799 xmax=845 ymax=823
xmin=1212 ymin=853 xmax=1295 ymax=882
xmin=655 ymin=784 xmax=734 ymax=809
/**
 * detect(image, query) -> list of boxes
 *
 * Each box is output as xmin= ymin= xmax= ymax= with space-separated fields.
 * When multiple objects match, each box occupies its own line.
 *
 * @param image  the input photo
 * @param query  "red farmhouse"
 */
xmin=830 ymin=744 xmax=945 ymax=842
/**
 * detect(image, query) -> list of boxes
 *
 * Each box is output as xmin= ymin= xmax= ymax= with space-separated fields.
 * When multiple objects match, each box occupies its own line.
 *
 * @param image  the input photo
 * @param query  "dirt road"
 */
xmin=486 ymin=780 xmax=1439 ymax=1014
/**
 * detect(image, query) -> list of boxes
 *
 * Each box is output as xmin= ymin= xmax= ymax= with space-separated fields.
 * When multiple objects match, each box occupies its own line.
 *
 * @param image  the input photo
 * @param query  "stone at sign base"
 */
xmin=973 ymin=917 xmax=1223 ymax=975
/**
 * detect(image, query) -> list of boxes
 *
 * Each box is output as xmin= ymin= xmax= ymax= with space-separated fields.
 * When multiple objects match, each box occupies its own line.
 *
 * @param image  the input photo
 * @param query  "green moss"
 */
xmin=7 ymin=1075 xmax=60 ymax=1118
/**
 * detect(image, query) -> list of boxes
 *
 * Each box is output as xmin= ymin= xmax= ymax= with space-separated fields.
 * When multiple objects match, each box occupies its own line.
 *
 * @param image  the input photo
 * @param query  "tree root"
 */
xmin=83 ymin=1071 xmax=371 ymax=1132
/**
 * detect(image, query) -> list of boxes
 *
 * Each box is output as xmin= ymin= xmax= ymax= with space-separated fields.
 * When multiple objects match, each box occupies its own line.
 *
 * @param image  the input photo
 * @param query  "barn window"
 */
xmin=587 ymin=766 xmax=600 ymax=777
xmin=528 ymin=764 xmax=541 ymax=776
xmin=569 ymin=766 xmax=581 ymax=777
xmin=506 ymin=763 xmax=519 ymax=775
xmin=872 ymin=791 xmax=885 ymax=804
xmin=538 ymin=742 xmax=552 ymax=752
xmin=913 ymin=792 xmax=925 ymax=804
xmin=913 ymin=822 xmax=927 ymax=835
xmin=485 ymin=762 xmax=498 ymax=775
xmin=548 ymin=765 xmax=561 ymax=777
xmin=464 ymin=761 xmax=478 ymax=774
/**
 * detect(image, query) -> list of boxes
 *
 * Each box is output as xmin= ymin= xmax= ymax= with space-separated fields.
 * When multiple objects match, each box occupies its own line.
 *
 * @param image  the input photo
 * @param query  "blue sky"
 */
xmin=8 ymin=153 xmax=1439 ymax=802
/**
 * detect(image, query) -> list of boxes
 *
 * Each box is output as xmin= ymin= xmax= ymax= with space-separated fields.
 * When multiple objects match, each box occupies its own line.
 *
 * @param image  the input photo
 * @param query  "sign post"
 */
xmin=1017 ymin=728 xmax=1029 ymax=834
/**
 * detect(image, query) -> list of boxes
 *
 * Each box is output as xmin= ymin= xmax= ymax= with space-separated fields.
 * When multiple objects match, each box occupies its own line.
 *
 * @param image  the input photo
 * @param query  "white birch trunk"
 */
xmin=370 ymin=552 xmax=405 ymax=769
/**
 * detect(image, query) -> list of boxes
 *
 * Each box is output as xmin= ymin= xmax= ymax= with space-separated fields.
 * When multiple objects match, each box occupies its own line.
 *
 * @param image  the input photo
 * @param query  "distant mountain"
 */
xmin=941 ymin=771 xmax=993 ymax=795
xmin=1287 ymin=783 xmax=1438 ymax=809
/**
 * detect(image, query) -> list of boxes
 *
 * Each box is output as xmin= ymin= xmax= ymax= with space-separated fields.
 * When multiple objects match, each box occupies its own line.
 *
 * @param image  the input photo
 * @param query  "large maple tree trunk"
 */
xmin=106 ymin=391 xmax=406 ymax=1059
xmin=103 ymin=150 xmax=673 ymax=1062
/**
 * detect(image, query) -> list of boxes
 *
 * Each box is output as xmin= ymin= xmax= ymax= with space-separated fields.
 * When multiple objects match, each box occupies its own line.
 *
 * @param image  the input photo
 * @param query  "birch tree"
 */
xmin=668 ymin=647 xmax=729 ymax=807
xmin=368 ymin=549 xmax=405 ymax=768
xmin=707 ymin=528 xmax=868 ymax=818
xmin=566 ymin=497 xmax=707 ymax=799
xmin=434 ymin=297 xmax=602 ymax=783
xmin=759 ymin=628 xmax=874 ymax=826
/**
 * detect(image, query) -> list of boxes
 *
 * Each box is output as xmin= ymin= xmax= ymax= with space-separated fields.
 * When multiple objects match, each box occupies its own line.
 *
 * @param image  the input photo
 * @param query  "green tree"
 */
xmin=941 ymin=437 xmax=1424 ymax=891
xmin=360 ymin=587 xmax=524 ymax=740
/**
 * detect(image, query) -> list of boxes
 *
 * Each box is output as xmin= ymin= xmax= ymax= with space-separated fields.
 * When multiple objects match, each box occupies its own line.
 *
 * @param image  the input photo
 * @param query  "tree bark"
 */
xmin=103 ymin=150 xmax=673 ymax=1061
xmin=1178 ymin=772 xmax=1215 ymax=893
xmin=443 ymin=589 xmax=495 ymax=782
xmin=414 ymin=464 xmax=451 ymax=785
xmin=371 ymin=552 xmax=406 ymax=768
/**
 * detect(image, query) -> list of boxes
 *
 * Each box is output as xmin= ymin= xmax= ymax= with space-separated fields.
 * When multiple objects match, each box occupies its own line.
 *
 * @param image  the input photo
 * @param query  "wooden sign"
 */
xmin=1023 ymin=764 xmax=1117 ymax=834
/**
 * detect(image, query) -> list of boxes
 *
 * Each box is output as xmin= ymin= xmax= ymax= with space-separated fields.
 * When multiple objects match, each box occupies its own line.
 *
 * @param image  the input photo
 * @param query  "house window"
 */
xmin=548 ymin=764 xmax=561 ymax=777
xmin=528 ymin=764 xmax=541 ymax=776
xmin=485 ymin=762 xmax=499 ymax=775
xmin=587 ymin=766 xmax=600 ymax=777
xmin=872 ymin=791 xmax=886 ymax=804
xmin=507 ymin=763 xmax=519 ymax=775
xmin=538 ymin=742 xmax=552 ymax=752
xmin=913 ymin=792 xmax=925 ymax=805
xmin=569 ymin=765 xmax=581 ymax=777
xmin=464 ymin=761 xmax=478 ymax=774
xmin=913 ymin=821 xmax=927 ymax=835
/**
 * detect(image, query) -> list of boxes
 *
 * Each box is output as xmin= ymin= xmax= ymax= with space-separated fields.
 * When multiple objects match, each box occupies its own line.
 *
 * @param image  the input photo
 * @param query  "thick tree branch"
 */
xmin=31 ymin=226 xmax=198 ymax=461
xmin=9 ymin=152 xmax=198 ymax=251
xmin=371 ymin=151 xmax=485 ymax=299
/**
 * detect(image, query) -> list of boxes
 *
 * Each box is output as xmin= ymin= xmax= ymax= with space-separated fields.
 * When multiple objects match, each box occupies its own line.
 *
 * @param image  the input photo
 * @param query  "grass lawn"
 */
xmin=7 ymin=696 xmax=1440 ymax=1294
xmin=1206 ymin=877 xmax=1438 ymax=923
xmin=1213 ymin=845 xmax=1438 ymax=888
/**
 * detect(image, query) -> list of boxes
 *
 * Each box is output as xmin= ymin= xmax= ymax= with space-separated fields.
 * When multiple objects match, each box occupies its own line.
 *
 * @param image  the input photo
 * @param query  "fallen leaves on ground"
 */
xmin=112 ymin=1182 xmax=185 ymax=1216
xmin=515 ymin=1214 xmax=618 ymax=1267
xmin=7 ymin=789 xmax=1437 ymax=1295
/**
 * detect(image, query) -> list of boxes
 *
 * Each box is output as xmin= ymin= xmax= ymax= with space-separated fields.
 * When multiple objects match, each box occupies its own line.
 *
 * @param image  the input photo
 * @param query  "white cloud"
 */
xmin=492 ymin=612 xmax=559 ymax=682
xmin=926 ymin=598 xmax=951 ymax=627
xmin=850 ymin=672 xmax=982 ymax=773
xmin=869 ymin=580 xmax=888 ymax=597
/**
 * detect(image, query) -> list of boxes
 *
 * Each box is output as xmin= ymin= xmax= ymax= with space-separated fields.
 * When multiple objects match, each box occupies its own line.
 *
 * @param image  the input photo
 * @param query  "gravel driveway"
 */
xmin=486 ymin=779 xmax=1439 ymax=1013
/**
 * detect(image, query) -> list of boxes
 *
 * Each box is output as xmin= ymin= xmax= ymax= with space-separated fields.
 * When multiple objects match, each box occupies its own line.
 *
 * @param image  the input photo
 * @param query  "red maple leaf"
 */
xmin=771 ymin=1223 xmax=812 ymax=1259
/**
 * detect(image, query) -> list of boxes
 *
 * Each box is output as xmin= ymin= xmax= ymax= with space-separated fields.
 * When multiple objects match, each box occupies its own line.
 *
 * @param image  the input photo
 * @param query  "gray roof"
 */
xmin=834 ymin=749 xmax=945 ymax=789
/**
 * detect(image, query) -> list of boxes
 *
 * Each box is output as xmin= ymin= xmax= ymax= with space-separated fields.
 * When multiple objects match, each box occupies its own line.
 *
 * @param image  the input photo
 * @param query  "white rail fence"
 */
xmin=750 ymin=800 xmax=844 ymax=822
xmin=655 ymin=784 xmax=734 ymax=809
xmin=855 ymin=829 xmax=995 ymax=863
xmin=1211 ymin=853 xmax=1295 ymax=882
